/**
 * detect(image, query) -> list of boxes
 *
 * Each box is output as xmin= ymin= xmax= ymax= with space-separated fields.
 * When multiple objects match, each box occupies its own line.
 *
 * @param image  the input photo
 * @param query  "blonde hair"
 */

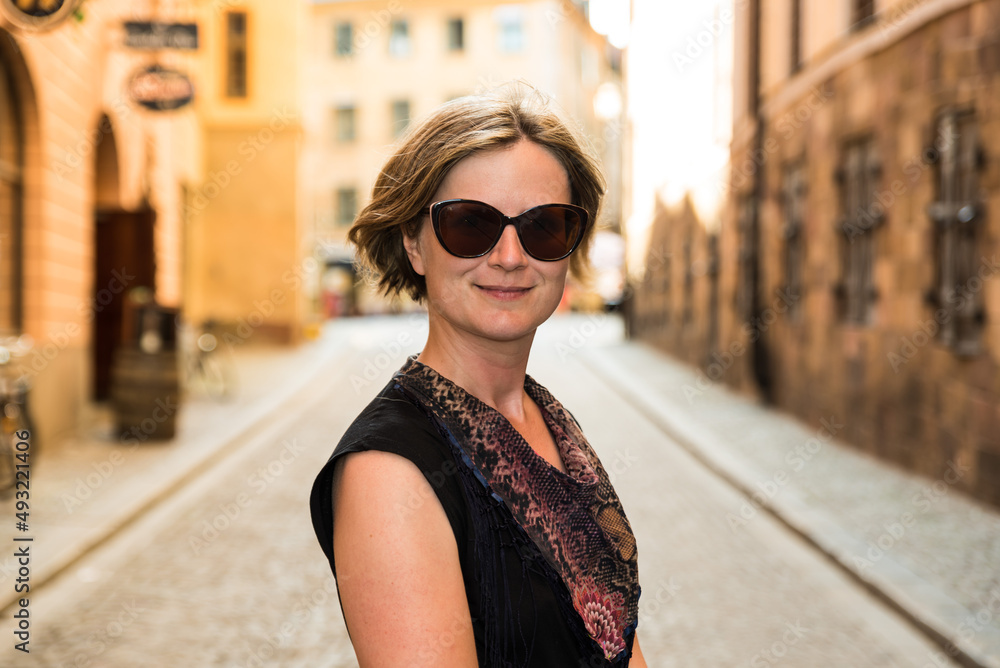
xmin=349 ymin=82 xmax=606 ymax=301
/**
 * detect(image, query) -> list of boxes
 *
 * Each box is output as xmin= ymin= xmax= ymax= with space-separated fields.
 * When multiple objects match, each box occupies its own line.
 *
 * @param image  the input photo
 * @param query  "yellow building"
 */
xmin=185 ymin=0 xmax=308 ymax=343
xmin=302 ymin=0 xmax=623 ymax=314
xmin=1 ymin=0 xmax=199 ymax=446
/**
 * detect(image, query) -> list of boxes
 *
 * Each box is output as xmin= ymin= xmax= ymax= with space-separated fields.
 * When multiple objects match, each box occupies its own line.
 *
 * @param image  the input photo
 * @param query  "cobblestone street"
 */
xmin=4 ymin=316 xmax=968 ymax=667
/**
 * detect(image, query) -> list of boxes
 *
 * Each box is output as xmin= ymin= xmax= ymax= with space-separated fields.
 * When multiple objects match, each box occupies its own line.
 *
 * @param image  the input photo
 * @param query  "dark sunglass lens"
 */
xmin=437 ymin=203 xmax=502 ymax=257
xmin=521 ymin=207 xmax=582 ymax=260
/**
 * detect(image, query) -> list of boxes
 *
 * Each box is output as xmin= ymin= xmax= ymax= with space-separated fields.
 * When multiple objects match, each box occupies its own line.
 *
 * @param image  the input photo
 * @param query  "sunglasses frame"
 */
xmin=421 ymin=198 xmax=590 ymax=262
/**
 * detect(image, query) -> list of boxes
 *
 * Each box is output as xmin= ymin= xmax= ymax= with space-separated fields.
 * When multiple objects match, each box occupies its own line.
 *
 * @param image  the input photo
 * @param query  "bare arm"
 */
xmin=631 ymin=633 xmax=649 ymax=668
xmin=331 ymin=450 xmax=478 ymax=667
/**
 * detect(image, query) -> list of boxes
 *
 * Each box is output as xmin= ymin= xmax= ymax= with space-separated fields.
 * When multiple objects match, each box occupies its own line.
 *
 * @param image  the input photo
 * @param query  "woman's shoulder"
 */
xmin=310 ymin=379 xmax=469 ymax=574
xmin=334 ymin=380 xmax=450 ymax=466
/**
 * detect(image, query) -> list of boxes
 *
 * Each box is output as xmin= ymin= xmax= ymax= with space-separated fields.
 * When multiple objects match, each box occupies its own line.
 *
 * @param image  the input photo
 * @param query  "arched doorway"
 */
xmin=0 ymin=33 xmax=26 ymax=335
xmin=92 ymin=116 xmax=156 ymax=400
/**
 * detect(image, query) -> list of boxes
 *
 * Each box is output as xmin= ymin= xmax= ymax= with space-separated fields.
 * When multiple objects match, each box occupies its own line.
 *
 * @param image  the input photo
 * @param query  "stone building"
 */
xmin=302 ymin=0 xmax=624 ymax=313
xmin=0 ymin=0 xmax=199 ymax=445
xmin=628 ymin=0 xmax=1000 ymax=506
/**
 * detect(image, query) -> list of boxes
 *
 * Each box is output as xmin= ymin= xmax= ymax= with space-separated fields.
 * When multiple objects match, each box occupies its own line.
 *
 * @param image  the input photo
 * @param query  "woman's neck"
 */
xmin=416 ymin=323 xmax=534 ymax=420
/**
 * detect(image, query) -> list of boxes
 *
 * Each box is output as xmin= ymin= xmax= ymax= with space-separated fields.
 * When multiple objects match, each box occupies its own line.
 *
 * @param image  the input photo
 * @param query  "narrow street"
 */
xmin=8 ymin=315 xmax=958 ymax=667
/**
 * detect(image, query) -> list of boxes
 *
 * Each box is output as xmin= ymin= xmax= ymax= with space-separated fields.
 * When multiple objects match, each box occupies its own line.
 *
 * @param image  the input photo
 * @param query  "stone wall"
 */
xmin=629 ymin=0 xmax=1000 ymax=506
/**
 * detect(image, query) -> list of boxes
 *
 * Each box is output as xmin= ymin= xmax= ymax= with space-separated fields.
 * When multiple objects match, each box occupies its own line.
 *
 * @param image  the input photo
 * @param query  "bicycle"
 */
xmin=180 ymin=319 xmax=236 ymax=400
xmin=0 ymin=335 xmax=36 ymax=499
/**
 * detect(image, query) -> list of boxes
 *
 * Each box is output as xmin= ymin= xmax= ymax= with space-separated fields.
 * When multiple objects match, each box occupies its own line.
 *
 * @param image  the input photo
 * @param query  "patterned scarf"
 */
xmin=394 ymin=357 xmax=640 ymax=660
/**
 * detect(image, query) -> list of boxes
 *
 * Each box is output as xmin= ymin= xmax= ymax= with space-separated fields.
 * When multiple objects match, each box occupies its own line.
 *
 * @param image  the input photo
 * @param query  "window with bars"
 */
xmin=927 ymin=110 xmax=984 ymax=355
xmin=334 ymin=22 xmax=353 ymax=57
xmin=852 ymin=0 xmax=875 ymax=29
xmin=389 ymin=19 xmax=411 ymax=57
xmin=336 ymin=188 xmax=358 ymax=227
xmin=782 ymin=162 xmax=806 ymax=319
xmin=447 ymin=17 xmax=464 ymax=51
xmin=661 ymin=256 xmax=672 ymax=325
xmin=682 ymin=240 xmax=693 ymax=325
xmin=225 ymin=11 xmax=248 ymax=98
xmin=737 ymin=196 xmax=758 ymax=322
xmin=836 ymin=138 xmax=880 ymax=325
xmin=390 ymin=100 xmax=410 ymax=139
xmin=790 ymin=0 xmax=803 ymax=72
xmin=334 ymin=106 xmax=356 ymax=143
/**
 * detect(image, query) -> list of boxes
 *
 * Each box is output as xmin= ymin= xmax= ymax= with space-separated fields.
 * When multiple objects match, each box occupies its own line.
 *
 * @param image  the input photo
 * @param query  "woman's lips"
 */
xmin=477 ymin=285 xmax=533 ymax=300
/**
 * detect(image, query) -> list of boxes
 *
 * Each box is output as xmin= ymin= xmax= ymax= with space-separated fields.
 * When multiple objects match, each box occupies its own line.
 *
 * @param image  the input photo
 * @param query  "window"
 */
xmin=334 ymin=22 xmax=353 ymax=56
xmin=737 ymin=196 xmax=758 ymax=322
xmin=852 ymin=0 xmax=875 ymax=29
xmin=495 ymin=6 xmax=525 ymax=53
xmin=389 ymin=19 xmax=411 ymax=57
xmin=836 ymin=138 xmax=880 ymax=325
xmin=747 ymin=0 xmax=761 ymax=116
xmin=782 ymin=162 xmax=806 ymax=319
xmin=790 ymin=0 xmax=802 ymax=72
xmin=0 ymin=52 xmax=24 ymax=332
xmin=390 ymin=100 xmax=410 ymax=138
xmin=336 ymin=188 xmax=358 ymax=227
xmin=447 ymin=17 xmax=464 ymax=51
xmin=928 ymin=110 xmax=984 ymax=354
xmin=682 ymin=240 xmax=693 ymax=325
xmin=225 ymin=11 xmax=248 ymax=98
xmin=334 ymin=106 xmax=356 ymax=143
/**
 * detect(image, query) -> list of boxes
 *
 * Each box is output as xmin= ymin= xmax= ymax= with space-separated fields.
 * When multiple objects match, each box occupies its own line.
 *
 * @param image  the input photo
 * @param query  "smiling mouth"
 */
xmin=477 ymin=285 xmax=533 ymax=299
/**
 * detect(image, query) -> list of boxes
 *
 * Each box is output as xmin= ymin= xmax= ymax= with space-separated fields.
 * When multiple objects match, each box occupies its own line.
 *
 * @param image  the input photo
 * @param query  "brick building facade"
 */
xmin=1 ymin=0 xmax=198 ymax=445
xmin=627 ymin=0 xmax=1000 ymax=506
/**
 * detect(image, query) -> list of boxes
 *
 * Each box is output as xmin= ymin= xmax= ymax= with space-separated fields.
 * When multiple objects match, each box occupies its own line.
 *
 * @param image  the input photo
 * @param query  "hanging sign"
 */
xmin=124 ymin=21 xmax=199 ymax=50
xmin=0 ymin=0 xmax=82 ymax=33
xmin=128 ymin=65 xmax=195 ymax=112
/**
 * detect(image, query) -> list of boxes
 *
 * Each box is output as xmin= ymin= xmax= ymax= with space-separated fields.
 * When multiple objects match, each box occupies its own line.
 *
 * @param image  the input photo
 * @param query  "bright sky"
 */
xmin=623 ymin=0 xmax=733 ymax=272
xmin=588 ymin=0 xmax=631 ymax=49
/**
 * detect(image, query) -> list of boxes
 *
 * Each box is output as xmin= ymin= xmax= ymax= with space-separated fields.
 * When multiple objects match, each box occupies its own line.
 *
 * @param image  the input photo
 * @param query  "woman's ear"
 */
xmin=402 ymin=226 xmax=426 ymax=277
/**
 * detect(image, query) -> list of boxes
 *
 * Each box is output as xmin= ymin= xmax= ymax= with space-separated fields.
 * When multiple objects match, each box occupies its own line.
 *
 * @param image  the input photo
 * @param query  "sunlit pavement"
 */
xmin=2 ymin=313 xmax=996 ymax=667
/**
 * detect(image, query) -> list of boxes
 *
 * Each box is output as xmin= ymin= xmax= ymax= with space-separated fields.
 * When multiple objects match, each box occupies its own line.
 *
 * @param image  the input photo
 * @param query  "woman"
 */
xmin=310 ymin=85 xmax=647 ymax=667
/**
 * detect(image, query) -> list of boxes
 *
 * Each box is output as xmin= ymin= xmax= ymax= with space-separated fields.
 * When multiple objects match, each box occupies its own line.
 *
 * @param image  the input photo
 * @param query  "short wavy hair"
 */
xmin=348 ymin=82 xmax=606 ymax=302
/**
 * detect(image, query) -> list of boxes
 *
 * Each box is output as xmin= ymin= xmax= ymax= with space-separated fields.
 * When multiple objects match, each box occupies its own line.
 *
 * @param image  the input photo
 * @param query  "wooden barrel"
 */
xmin=110 ymin=346 xmax=181 ymax=441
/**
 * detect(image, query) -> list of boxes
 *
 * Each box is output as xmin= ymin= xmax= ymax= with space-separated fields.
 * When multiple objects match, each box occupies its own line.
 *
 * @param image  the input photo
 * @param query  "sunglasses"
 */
xmin=421 ymin=199 xmax=589 ymax=262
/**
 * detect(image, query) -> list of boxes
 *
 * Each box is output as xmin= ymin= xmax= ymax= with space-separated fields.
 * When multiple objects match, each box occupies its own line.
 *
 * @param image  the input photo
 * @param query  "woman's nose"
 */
xmin=488 ymin=223 xmax=529 ymax=268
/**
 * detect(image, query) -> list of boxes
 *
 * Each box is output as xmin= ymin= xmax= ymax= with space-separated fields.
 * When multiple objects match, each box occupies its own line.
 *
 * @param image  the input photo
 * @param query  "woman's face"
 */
xmin=404 ymin=140 xmax=574 ymax=347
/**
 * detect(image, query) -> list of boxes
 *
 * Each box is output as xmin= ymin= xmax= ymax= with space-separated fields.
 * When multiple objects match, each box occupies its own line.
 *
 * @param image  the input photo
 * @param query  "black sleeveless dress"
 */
xmin=309 ymin=358 xmax=641 ymax=667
